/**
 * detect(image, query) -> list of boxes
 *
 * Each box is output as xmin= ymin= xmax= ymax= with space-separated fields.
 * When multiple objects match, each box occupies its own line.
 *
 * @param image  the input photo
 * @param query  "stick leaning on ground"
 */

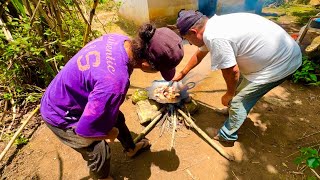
xmin=0 ymin=105 xmax=40 ymax=161
xmin=134 ymin=107 xmax=165 ymax=144
xmin=177 ymin=109 xmax=235 ymax=161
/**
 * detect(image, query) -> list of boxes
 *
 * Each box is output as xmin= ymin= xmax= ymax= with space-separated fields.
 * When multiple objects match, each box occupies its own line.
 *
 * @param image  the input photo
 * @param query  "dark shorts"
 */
xmin=44 ymin=111 xmax=135 ymax=179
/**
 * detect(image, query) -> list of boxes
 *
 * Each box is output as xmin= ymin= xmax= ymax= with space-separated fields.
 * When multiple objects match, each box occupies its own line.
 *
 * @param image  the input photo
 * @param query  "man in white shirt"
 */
xmin=173 ymin=10 xmax=302 ymax=143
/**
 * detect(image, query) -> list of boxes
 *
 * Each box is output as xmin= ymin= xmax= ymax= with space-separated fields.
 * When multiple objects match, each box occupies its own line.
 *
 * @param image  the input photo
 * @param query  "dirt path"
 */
xmin=1 ymin=7 xmax=320 ymax=180
xmin=1 ymin=43 xmax=320 ymax=179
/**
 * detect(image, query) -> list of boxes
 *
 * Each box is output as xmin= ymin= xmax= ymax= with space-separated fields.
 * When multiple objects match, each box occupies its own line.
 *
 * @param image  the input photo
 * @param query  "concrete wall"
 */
xmin=117 ymin=0 xmax=197 ymax=26
xmin=147 ymin=0 xmax=198 ymax=25
xmin=117 ymin=0 xmax=150 ymax=25
xmin=216 ymin=0 xmax=246 ymax=14
xmin=117 ymin=0 xmax=256 ymax=26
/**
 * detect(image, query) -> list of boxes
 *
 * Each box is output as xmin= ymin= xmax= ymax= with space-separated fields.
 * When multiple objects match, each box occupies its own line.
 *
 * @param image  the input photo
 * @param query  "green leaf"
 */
xmin=309 ymin=74 xmax=317 ymax=82
xmin=3 ymin=93 xmax=12 ymax=100
xmin=294 ymin=157 xmax=304 ymax=164
xmin=306 ymin=158 xmax=320 ymax=169
xmin=11 ymin=0 xmax=26 ymax=17
xmin=307 ymin=176 xmax=317 ymax=180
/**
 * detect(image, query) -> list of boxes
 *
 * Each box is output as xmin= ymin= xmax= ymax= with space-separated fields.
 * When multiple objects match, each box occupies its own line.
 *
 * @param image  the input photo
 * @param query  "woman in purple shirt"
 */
xmin=40 ymin=24 xmax=183 ymax=180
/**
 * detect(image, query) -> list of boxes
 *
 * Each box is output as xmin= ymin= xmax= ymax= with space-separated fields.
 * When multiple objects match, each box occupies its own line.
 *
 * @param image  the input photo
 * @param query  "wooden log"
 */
xmin=177 ymin=109 xmax=235 ymax=161
xmin=133 ymin=107 xmax=165 ymax=144
xmin=0 ymin=105 xmax=40 ymax=161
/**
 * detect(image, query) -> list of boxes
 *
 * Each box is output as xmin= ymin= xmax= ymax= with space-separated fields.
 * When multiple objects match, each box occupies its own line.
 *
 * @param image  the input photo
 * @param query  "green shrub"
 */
xmin=293 ymin=56 xmax=320 ymax=86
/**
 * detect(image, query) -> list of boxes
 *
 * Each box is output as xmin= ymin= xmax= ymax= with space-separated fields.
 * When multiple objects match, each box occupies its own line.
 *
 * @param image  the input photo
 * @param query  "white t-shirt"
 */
xmin=202 ymin=13 xmax=302 ymax=84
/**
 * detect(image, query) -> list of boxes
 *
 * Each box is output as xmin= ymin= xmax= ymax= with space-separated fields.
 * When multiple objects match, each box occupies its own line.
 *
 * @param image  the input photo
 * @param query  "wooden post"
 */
xmin=177 ymin=109 xmax=234 ymax=161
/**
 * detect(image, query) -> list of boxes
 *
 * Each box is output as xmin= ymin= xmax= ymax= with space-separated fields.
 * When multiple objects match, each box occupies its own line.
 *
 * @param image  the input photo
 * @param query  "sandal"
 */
xmin=126 ymin=138 xmax=151 ymax=158
xmin=211 ymin=128 xmax=234 ymax=142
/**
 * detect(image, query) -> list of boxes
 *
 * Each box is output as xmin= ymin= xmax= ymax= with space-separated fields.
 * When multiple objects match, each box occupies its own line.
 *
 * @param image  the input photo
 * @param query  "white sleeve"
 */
xmin=207 ymin=38 xmax=237 ymax=71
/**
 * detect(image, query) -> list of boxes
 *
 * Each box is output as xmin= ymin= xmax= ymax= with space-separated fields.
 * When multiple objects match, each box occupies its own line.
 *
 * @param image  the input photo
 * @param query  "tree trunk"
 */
xmin=30 ymin=0 xmax=55 ymax=29
xmin=50 ymin=0 xmax=68 ymax=62
xmin=83 ymin=0 xmax=99 ymax=45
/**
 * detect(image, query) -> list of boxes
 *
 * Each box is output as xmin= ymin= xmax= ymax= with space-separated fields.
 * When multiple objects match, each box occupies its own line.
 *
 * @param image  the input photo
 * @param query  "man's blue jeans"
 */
xmin=218 ymin=77 xmax=287 ymax=141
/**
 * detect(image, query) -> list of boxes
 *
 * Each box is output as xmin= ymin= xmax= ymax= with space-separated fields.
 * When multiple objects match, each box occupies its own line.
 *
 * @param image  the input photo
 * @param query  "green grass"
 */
xmin=264 ymin=4 xmax=319 ymax=25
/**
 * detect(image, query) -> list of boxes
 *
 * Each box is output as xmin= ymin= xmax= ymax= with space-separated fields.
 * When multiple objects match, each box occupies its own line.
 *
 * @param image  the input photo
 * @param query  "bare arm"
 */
xmin=172 ymin=49 xmax=208 ymax=81
xmin=221 ymin=65 xmax=240 ymax=106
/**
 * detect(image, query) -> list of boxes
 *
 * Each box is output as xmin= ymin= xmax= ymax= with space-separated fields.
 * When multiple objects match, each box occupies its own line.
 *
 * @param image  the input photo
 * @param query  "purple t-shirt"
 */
xmin=40 ymin=34 xmax=133 ymax=137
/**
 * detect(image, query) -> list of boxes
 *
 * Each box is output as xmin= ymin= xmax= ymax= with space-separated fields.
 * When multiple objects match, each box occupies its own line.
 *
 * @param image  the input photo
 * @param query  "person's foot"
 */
xmin=212 ymin=129 xmax=235 ymax=143
xmin=214 ymin=107 xmax=229 ymax=115
xmin=213 ymin=135 xmax=233 ymax=142
xmin=306 ymin=36 xmax=320 ymax=53
xmin=126 ymin=139 xmax=151 ymax=158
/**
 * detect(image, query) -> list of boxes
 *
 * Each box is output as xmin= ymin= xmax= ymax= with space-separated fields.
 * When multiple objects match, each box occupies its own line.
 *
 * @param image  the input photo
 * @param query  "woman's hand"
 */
xmin=172 ymin=71 xmax=185 ymax=82
xmin=105 ymin=127 xmax=119 ymax=142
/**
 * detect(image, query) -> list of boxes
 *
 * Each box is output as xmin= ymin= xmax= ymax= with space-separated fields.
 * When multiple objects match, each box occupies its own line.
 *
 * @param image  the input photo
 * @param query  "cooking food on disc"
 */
xmin=153 ymin=85 xmax=180 ymax=101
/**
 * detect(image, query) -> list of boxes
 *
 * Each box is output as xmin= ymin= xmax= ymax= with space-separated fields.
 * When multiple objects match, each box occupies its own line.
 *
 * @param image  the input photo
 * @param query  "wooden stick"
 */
xmin=0 ymin=125 xmax=6 ymax=141
xmin=30 ymin=0 xmax=41 ymax=25
xmin=298 ymin=131 xmax=320 ymax=140
xmin=183 ymin=104 xmax=191 ymax=127
xmin=177 ymin=109 xmax=234 ymax=161
xmin=247 ymin=128 xmax=258 ymax=138
xmin=0 ymin=17 xmax=13 ymax=42
xmin=72 ymin=0 xmax=90 ymax=26
xmin=83 ymin=0 xmax=99 ymax=45
xmin=0 ymin=100 xmax=8 ymax=123
xmin=196 ymin=100 xmax=220 ymax=111
xmin=157 ymin=111 xmax=167 ymax=128
xmin=171 ymin=110 xmax=177 ymax=150
xmin=232 ymin=171 xmax=240 ymax=180
xmin=134 ymin=107 xmax=165 ymax=144
xmin=159 ymin=113 xmax=168 ymax=137
xmin=7 ymin=97 xmax=16 ymax=133
xmin=0 ymin=105 xmax=40 ymax=161
xmin=0 ymin=0 xmax=10 ymax=18
xmin=310 ymin=168 xmax=320 ymax=179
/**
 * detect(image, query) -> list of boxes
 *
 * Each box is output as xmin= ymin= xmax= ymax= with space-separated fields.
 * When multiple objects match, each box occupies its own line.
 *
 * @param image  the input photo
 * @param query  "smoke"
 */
xmin=181 ymin=53 xmax=212 ymax=86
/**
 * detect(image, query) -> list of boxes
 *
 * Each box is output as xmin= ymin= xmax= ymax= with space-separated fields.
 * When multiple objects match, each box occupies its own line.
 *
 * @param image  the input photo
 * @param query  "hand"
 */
xmin=172 ymin=71 xmax=185 ymax=82
xmin=105 ymin=127 xmax=119 ymax=142
xmin=221 ymin=93 xmax=233 ymax=107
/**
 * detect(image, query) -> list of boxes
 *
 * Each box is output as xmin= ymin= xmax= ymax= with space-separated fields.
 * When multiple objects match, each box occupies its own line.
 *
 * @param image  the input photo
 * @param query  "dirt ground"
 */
xmin=1 ymin=7 xmax=320 ymax=180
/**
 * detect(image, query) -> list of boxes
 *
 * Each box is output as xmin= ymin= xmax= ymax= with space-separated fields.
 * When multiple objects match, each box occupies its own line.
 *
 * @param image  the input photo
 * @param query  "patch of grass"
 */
xmin=264 ymin=4 xmax=318 ymax=25
xmin=115 ymin=16 xmax=139 ymax=37
xmin=293 ymin=55 xmax=320 ymax=86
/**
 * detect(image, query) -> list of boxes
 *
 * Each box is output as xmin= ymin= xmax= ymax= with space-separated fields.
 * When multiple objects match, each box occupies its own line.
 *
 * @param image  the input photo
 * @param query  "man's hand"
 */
xmin=221 ymin=65 xmax=240 ymax=106
xmin=172 ymin=49 xmax=208 ymax=82
xmin=105 ymin=127 xmax=119 ymax=142
xmin=172 ymin=71 xmax=185 ymax=82
xmin=221 ymin=93 xmax=233 ymax=107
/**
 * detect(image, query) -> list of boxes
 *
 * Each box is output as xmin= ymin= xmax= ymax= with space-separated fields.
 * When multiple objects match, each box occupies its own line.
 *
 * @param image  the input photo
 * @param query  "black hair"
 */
xmin=131 ymin=23 xmax=156 ymax=64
